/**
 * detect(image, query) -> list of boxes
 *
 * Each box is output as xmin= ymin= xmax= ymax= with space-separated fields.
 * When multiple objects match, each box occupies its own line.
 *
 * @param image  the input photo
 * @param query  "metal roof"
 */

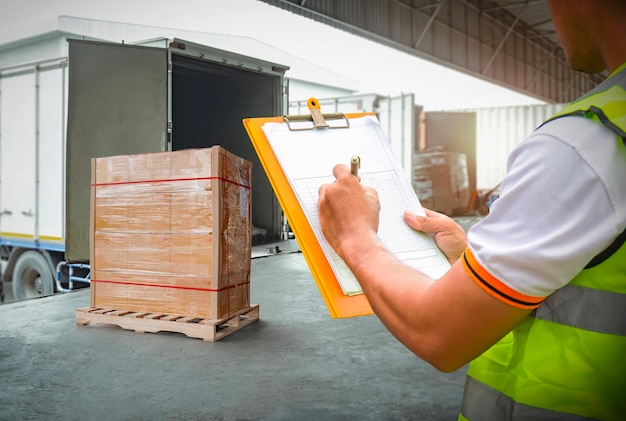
xmin=258 ymin=0 xmax=606 ymax=103
xmin=0 ymin=16 xmax=361 ymax=93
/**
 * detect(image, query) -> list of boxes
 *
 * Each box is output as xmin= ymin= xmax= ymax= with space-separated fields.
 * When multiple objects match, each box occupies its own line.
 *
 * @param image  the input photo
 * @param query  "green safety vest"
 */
xmin=460 ymin=64 xmax=626 ymax=420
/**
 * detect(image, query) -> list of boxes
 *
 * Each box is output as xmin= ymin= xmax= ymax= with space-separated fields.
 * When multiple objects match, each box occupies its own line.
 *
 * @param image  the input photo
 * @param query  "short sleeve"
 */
xmin=465 ymin=116 xmax=625 ymax=304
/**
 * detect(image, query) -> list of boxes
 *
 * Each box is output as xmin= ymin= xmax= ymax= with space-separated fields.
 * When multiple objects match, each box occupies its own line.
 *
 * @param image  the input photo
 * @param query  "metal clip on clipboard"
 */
xmin=284 ymin=97 xmax=350 ymax=131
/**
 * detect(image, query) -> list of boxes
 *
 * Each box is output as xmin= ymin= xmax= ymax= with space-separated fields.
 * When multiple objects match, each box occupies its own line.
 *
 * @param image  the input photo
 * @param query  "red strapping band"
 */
xmin=92 ymin=176 xmax=251 ymax=189
xmin=91 ymin=278 xmax=250 ymax=292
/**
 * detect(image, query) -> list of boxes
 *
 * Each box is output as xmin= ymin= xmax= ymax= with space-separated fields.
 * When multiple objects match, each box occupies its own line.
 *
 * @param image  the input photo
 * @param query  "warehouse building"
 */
xmin=1 ymin=2 xmax=618 ymax=420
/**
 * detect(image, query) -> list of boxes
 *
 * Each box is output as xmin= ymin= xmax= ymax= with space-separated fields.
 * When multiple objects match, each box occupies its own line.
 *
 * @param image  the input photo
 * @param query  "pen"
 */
xmin=350 ymin=155 xmax=360 ymax=177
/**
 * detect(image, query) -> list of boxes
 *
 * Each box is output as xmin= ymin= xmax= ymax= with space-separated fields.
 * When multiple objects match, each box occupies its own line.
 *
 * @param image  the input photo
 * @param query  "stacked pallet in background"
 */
xmin=89 ymin=146 xmax=252 ymax=320
xmin=413 ymin=148 xmax=470 ymax=215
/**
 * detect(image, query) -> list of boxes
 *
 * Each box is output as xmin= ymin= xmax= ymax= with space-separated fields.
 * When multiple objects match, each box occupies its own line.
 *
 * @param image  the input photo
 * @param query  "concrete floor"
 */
xmin=0 ymin=236 xmax=470 ymax=421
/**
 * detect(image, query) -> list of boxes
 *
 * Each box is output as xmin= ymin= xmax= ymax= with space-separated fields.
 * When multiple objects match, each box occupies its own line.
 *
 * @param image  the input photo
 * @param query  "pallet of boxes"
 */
xmin=76 ymin=146 xmax=258 ymax=342
xmin=413 ymin=147 xmax=470 ymax=216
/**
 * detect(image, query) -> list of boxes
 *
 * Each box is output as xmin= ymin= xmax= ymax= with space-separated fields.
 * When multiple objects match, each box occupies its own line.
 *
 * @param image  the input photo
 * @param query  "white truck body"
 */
xmin=1 ymin=57 xmax=67 ymax=253
xmin=1 ymin=34 xmax=288 ymax=300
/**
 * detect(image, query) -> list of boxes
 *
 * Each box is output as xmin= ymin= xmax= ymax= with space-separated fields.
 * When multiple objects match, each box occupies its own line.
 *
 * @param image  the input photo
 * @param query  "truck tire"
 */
xmin=12 ymin=251 xmax=55 ymax=300
xmin=0 ymin=264 xmax=4 ymax=303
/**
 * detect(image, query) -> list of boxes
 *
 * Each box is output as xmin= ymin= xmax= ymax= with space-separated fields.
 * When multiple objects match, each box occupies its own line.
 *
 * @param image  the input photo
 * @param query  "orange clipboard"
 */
xmin=243 ymin=103 xmax=375 ymax=318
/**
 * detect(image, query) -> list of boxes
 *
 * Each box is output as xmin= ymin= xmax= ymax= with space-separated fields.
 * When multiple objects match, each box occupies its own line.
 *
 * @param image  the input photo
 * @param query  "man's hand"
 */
xmin=404 ymin=208 xmax=467 ymax=264
xmin=318 ymin=164 xmax=381 ymax=261
xmin=319 ymin=167 xmax=529 ymax=372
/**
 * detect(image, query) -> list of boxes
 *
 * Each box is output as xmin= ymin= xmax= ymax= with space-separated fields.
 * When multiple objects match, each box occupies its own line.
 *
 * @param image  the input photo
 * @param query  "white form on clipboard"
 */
xmin=261 ymin=115 xmax=450 ymax=296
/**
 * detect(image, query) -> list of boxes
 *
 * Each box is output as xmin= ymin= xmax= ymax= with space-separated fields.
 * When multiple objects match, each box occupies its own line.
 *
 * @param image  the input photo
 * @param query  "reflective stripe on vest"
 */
xmin=460 ymin=377 xmax=593 ymax=421
xmin=534 ymin=284 xmax=626 ymax=336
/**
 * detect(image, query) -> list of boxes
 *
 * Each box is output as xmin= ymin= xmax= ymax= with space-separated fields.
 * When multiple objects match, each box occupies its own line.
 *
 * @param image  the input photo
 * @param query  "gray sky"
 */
xmin=0 ymin=0 xmax=544 ymax=110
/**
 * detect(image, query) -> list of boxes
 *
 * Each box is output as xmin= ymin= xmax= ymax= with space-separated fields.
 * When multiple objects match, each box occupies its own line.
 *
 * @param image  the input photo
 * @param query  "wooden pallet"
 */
xmin=75 ymin=304 xmax=259 ymax=342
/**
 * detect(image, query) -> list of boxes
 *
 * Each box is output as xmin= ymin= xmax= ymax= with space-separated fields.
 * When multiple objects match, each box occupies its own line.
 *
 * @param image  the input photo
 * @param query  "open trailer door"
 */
xmin=65 ymin=40 xmax=168 ymax=262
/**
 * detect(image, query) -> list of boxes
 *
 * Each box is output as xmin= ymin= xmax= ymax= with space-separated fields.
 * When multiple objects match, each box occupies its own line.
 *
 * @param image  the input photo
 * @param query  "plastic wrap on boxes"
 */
xmin=90 ymin=146 xmax=252 ymax=319
xmin=413 ymin=149 xmax=470 ymax=215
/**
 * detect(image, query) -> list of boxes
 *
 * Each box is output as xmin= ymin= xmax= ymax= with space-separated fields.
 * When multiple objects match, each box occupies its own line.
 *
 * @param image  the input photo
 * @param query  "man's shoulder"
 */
xmin=532 ymin=114 xmax=615 ymax=147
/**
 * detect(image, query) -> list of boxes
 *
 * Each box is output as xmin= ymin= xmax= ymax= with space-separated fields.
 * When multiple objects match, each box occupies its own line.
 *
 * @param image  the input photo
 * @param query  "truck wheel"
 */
xmin=12 ymin=251 xmax=55 ymax=300
xmin=0 ymin=264 xmax=4 ymax=303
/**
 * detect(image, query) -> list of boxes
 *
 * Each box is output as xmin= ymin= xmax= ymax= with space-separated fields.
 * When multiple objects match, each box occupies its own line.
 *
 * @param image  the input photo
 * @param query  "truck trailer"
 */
xmin=0 ymin=34 xmax=288 ymax=300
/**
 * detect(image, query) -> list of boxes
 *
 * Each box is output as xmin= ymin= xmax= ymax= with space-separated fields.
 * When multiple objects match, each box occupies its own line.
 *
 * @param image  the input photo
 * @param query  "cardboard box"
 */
xmin=413 ymin=150 xmax=470 ymax=215
xmin=90 ymin=146 xmax=252 ymax=319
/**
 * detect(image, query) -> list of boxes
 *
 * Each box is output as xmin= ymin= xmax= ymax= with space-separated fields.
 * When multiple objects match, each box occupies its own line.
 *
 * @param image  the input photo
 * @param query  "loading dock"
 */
xmin=0 ymin=240 xmax=468 ymax=420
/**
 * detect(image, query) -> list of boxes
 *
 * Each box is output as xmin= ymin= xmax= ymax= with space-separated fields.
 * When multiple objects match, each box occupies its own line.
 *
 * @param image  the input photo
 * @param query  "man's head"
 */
xmin=547 ymin=0 xmax=626 ymax=74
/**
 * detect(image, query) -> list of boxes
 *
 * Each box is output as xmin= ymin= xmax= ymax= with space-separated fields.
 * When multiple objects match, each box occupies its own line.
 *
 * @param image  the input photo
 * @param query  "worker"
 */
xmin=317 ymin=1 xmax=626 ymax=419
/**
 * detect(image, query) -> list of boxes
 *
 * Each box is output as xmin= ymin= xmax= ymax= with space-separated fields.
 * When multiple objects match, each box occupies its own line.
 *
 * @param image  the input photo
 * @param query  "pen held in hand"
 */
xmin=351 ymin=155 xmax=361 ymax=177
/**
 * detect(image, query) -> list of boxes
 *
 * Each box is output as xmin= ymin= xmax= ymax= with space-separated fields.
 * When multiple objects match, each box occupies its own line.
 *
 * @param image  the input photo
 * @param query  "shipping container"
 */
xmin=473 ymin=103 xmax=566 ymax=190
xmin=424 ymin=103 xmax=565 ymax=191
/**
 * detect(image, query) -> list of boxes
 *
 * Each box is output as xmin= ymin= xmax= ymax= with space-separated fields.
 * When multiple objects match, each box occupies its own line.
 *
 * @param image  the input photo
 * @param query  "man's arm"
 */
xmin=318 ymin=164 xmax=531 ymax=372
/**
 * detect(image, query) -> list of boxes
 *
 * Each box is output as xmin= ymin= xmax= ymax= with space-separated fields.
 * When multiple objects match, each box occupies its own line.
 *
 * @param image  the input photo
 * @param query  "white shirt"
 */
xmin=466 ymin=115 xmax=626 ymax=301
